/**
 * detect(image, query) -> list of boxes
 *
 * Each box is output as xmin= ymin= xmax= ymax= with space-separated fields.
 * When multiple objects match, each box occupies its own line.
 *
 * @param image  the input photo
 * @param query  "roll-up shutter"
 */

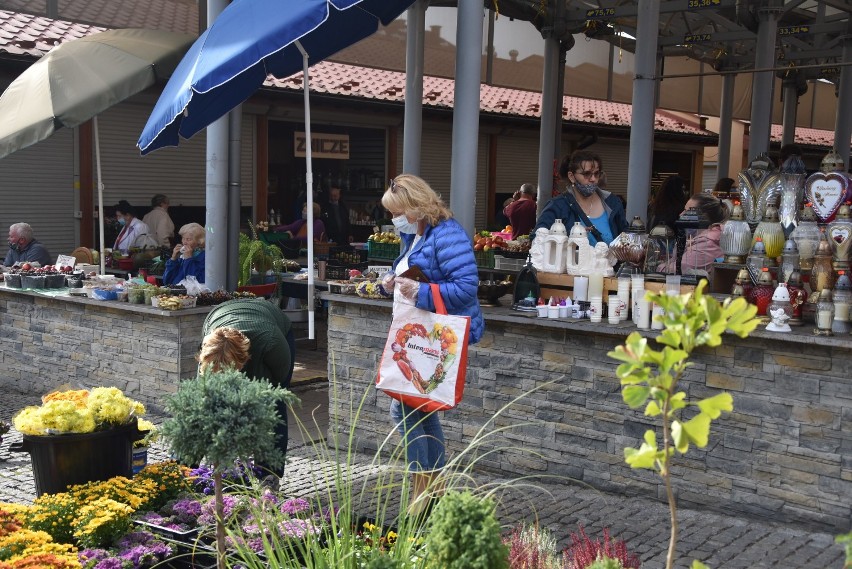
xmin=702 ymin=164 xmax=718 ymax=193
xmin=0 ymin=128 xmax=75 ymax=257
xmin=495 ymin=131 xmax=539 ymax=195
xmin=585 ymin=139 xmax=629 ymax=199
xmin=96 ymin=102 xmax=254 ymax=208
xmin=399 ymin=125 xmax=487 ymax=233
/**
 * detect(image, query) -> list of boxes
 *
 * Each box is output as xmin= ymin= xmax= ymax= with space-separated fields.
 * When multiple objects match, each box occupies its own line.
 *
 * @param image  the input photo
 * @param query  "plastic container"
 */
xmin=44 ymin=274 xmax=67 ymax=288
xmin=92 ymin=288 xmax=118 ymax=301
xmin=494 ymin=255 xmax=525 ymax=272
xmin=20 ymin=275 xmax=45 ymax=289
xmin=5 ymin=274 xmax=22 ymax=288
xmin=10 ymin=419 xmax=145 ymax=496
xmin=128 ymin=287 xmax=146 ymax=304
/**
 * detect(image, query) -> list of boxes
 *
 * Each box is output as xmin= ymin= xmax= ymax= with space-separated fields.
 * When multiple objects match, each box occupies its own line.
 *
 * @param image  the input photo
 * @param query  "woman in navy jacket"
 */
xmin=380 ymin=174 xmax=483 ymax=518
xmin=163 ymin=222 xmax=205 ymax=285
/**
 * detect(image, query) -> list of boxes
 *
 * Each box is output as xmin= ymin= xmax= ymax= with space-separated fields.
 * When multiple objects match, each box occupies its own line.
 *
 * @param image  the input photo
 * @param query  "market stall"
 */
xmin=322 ymin=292 xmax=851 ymax=532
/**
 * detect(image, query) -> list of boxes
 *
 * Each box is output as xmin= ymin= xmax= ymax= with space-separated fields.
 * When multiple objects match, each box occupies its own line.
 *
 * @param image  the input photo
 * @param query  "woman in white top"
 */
xmin=142 ymin=194 xmax=175 ymax=248
xmin=113 ymin=200 xmax=157 ymax=254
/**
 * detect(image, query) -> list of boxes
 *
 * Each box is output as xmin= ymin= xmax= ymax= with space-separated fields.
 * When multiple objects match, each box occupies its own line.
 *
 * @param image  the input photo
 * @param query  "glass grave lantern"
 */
xmin=673 ymin=204 xmax=712 ymax=283
xmin=778 ymin=155 xmax=807 ymax=237
xmin=752 ymin=204 xmax=785 ymax=265
xmin=786 ymin=270 xmax=806 ymax=326
xmin=790 ymin=205 xmax=821 ymax=270
xmin=745 ymin=237 xmax=767 ymax=284
xmin=831 ymin=271 xmax=852 ymax=334
xmin=642 ymin=224 xmax=677 ymax=279
xmin=609 ymin=216 xmax=648 ymax=276
xmin=826 ymin=204 xmax=852 ymax=271
xmin=720 ymin=204 xmax=752 ymax=263
xmin=814 ymin=289 xmax=834 ymax=336
xmin=779 ymin=239 xmax=799 ymax=285
xmin=765 ymin=283 xmax=793 ymax=333
xmin=751 ymin=267 xmax=775 ymax=316
xmin=810 ymin=234 xmax=836 ymax=294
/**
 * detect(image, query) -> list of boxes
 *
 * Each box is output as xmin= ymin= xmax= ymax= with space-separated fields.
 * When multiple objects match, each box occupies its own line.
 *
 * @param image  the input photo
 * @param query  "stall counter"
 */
xmin=321 ymin=292 xmax=852 ymax=532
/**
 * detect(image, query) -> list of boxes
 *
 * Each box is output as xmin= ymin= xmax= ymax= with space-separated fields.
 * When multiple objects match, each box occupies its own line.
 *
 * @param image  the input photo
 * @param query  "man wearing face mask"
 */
xmin=531 ymin=150 xmax=627 ymax=245
xmin=3 ymin=223 xmax=52 ymax=267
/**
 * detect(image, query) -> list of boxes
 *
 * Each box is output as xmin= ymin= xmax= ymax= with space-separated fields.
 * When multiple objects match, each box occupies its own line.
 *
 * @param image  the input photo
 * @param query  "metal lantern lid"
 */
xmin=788 ymin=269 xmax=802 ymax=286
xmin=749 ymin=237 xmax=766 ymax=255
xmin=837 ymin=204 xmax=851 ymax=219
xmin=649 ymin=224 xmax=675 ymax=239
xmin=735 ymin=267 xmax=751 ymax=283
xmin=568 ymin=221 xmax=587 ymax=239
xmin=627 ymin=216 xmax=646 ymax=234
xmin=821 ymin=151 xmax=845 ymax=173
xmin=772 ymin=283 xmax=791 ymax=302
xmin=816 ymin=235 xmax=832 ymax=256
xmin=782 ymin=239 xmax=798 ymax=254
xmin=757 ymin=267 xmax=774 ymax=285
xmin=818 ymin=288 xmax=833 ymax=303
xmin=800 ymin=205 xmax=817 ymax=222
xmin=730 ymin=204 xmax=746 ymax=221
xmin=761 ymin=204 xmax=780 ymax=222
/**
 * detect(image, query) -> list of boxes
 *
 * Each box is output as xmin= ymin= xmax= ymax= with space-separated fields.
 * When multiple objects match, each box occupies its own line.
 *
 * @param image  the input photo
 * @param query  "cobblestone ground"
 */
xmin=0 ymin=388 xmax=844 ymax=568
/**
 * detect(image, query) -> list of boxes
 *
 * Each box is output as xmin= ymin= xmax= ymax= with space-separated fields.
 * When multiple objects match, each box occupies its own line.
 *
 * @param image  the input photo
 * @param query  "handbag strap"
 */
xmin=566 ymin=194 xmax=605 ymax=242
xmin=430 ymin=283 xmax=448 ymax=315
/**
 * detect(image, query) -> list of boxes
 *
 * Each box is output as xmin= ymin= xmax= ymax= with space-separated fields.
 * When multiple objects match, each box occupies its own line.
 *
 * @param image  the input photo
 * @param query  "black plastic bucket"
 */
xmin=10 ymin=419 xmax=145 ymax=496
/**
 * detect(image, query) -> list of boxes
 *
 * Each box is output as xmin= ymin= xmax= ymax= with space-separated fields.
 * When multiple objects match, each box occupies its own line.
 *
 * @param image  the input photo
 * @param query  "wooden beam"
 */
xmin=487 ymin=134 xmax=497 ymax=227
xmin=256 ymin=115 xmax=268 ymax=223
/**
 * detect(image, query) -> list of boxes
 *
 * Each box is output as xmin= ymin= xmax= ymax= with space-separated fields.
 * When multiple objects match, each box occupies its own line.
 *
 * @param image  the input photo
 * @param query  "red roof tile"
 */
xmin=770 ymin=124 xmax=837 ymax=148
xmin=0 ymin=9 xmax=103 ymax=56
xmin=266 ymin=60 xmax=712 ymax=137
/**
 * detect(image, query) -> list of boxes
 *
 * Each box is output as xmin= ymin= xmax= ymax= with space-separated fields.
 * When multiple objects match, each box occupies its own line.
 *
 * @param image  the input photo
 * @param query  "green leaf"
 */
xmin=691 ymin=561 xmax=711 ymax=569
xmin=644 ymin=400 xmax=661 ymax=416
xmin=644 ymin=429 xmax=657 ymax=447
xmin=669 ymin=391 xmax=687 ymax=413
xmin=671 ymin=420 xmax=687 ymax=453
xmin=696 ymin=392 xmax=734 ymax=419
xmin=656 ymin=328 xmax=682 ymax=348
xmin=624 ymin=445 xmax=659 ymax=470
xmin=660 ymin=348 xmax=688 ymax=374
xmin=673 ymin=413 xmax=712 ymax=453
xmin=622 ymin=385 xmax=650 ymax=408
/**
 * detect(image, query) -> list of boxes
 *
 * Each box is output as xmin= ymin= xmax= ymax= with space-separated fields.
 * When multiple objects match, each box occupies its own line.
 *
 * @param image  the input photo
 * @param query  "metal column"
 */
xmin=205 ymin=0 xmax=229 ymax=292
xmin=781 ymin=78 xmax=799 ymax=148
xmin=717 ymin=71 xmax=735 ymax=181
xmin=748 ymin=5 xmax=780 ymax=161
xmin=625 ymin=0 xmax=661 ymax=223
xmin=227 ymin=107 xmax=242 ymax=292
xmin=834 ymin=31 xmax=852 ymax=170
xmin=449 ymin=0 xmax=483 ymax=235
xmin=402 ymin=0 xmax=426 ymax=175
xmin=537 ymin=36 xmax=560 ymax=215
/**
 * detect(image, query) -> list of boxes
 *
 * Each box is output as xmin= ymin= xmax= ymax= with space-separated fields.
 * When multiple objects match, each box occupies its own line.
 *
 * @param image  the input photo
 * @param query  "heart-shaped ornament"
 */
xmin=830 ymin=226 xmax=850 ymax=245
xmin=806 ymin=172 xmax=849 ymax=222
xmin=392 ymin=323 xmax=457 ymax=395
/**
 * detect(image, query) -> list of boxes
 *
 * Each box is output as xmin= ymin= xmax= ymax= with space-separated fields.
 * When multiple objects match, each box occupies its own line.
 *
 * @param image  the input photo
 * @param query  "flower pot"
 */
xmin=10 ymin=419 xmax=145 ymax=496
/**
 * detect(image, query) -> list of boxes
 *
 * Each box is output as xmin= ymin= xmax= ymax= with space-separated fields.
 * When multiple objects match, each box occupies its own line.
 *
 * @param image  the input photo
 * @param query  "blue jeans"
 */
xmin=390 ymin=399 xmax=446 ymax=472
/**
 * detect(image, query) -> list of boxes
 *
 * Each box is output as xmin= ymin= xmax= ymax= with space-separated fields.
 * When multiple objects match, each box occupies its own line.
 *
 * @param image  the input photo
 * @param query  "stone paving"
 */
xmin=0 ymin=387 xmax=845 ymax=568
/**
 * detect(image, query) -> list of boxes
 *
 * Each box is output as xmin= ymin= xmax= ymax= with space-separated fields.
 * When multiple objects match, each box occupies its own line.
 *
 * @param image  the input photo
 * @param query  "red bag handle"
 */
xmin=430 ymin=283 xmax=447 ymax=315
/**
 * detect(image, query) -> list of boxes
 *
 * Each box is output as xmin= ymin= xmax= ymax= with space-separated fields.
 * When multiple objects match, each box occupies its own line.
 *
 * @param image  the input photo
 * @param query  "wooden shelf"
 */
xmin=537 ymin=272 xmax=696 ymax=302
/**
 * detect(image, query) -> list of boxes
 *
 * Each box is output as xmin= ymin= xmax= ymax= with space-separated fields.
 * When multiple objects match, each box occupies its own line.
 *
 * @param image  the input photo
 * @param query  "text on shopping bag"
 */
xmin=388 ymin=321 xmax=459 ymax=396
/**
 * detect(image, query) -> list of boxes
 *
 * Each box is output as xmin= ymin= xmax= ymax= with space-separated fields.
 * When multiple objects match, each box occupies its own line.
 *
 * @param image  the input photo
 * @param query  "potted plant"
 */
xmin=238 ymin=222 xmax=285 ymax=287
xmin=10 ymin=387 xmax=148 ymax=495
xmin=424 ymin=490 xmax=508 ymax=569
xmin=132 ymin=419 xmax=159 ymax=475
xmin=160 ymin=367 xmax=297 ymax=569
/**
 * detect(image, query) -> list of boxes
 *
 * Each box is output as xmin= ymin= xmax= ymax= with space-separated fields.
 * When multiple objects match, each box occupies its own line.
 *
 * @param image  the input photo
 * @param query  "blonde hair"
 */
xmin=198 ymin=327 xmax=250 ymax=373
xmin=381 ymin=174 xmax=453 ymax=226
xmin=179 ymin=222 xmax=206 ymax=247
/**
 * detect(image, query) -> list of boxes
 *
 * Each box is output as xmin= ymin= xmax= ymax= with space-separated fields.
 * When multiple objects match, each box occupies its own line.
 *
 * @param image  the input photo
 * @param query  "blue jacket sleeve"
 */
xmin=163 ymin=252 xmax=205 ymax=285
xmin=416 ymin=222 xmax=479 ymax=314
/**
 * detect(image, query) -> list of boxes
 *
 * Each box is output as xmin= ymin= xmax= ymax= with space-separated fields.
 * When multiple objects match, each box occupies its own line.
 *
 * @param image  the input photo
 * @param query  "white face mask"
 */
xmin=392 ymin=214 xmax=419 ymax=234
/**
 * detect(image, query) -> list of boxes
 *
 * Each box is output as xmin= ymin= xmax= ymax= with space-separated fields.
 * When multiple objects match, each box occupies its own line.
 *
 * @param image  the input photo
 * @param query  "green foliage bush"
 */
xmin=586 ymin=559 xmax=625 ymax=569
xmin=424 ymin=490 xmax=508 ymax=569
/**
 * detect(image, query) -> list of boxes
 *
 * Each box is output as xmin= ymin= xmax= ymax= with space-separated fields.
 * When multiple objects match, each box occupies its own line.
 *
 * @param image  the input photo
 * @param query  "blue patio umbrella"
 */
xmin=138 ymin=0 xmax=416 ymax=338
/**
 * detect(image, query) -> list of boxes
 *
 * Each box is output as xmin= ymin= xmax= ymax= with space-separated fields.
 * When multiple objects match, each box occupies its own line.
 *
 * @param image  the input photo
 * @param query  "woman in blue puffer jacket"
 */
xmin=379 ymin=173 xmax=483 ymax=518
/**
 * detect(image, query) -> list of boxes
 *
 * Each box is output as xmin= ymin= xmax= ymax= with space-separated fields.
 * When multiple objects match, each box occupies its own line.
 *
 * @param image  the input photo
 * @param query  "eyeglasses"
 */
xmin=574 ymin=170 xmax=602 ymax=180
xmin=389 ymin=178 xmax=399 ymax=193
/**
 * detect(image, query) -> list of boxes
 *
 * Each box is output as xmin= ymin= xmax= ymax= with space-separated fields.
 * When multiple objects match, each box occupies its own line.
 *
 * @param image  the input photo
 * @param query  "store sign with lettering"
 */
xmin=294 ymin=132 xmax=350 ymax=159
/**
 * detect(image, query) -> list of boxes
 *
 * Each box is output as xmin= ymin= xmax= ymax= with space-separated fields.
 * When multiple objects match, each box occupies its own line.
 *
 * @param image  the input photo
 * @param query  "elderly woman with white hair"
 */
xmin=162 ymin=222 xmax=206 ymax=285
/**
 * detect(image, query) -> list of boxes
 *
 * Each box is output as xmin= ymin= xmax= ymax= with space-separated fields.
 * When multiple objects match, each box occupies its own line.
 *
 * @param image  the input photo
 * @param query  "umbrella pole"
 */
xmin=93 ymin=116 xmax=106 ymax=275
xmin=296 ymin=41 xmax=315 ymax=340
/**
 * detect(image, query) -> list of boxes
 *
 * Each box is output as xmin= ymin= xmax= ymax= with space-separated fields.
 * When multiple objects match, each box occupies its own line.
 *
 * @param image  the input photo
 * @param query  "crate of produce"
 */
xmin=330 ymin=247 xmax=368 ymax=264
xmin=325 ymin=262 xmax=370 ymax=281
xmin=494 ymin=255 xmax=526 ymax=272
xmin=368 ymin=240 xmax=401 ymax=260
xmin=474 ymin=248 xmax=495 ymax=269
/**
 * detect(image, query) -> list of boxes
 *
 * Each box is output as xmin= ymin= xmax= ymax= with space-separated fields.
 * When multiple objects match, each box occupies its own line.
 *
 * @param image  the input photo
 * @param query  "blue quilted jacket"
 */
xmin=394 ymin=218 xmax=484 ymax=344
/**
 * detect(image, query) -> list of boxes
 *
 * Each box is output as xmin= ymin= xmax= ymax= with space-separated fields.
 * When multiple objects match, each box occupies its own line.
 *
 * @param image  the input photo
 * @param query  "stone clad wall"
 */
xmin=0 ymin=290 xmax=208 ymax=410
xmin=325 ymin=295 xmax=852 ymax=531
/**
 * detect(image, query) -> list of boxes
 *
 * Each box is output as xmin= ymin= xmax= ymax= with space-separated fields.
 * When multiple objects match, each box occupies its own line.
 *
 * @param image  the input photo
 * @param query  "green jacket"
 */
xmin=202 ymin=298 xmax=293 ymax=387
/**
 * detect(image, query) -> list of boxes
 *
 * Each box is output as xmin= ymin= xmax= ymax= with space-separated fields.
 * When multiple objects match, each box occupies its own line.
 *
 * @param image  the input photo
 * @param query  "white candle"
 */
xmin=834 ymin=303 xmax=849 ymax=322
xmin=817 ymin=309 xmax=833 ymax=329
xmin=573 ymin=276 xmax=589 ymax=302
xmin=637 ymin=299 xmax=651 ymax=330
xmin=651 ymin=303 xmax=665 ymax=330
xmin=548 ymin=305 xmax=560 ymax=319
xmin=589 ymin=273 xmax=604 ymax=300
xmin=590 ymin=296 xmax=603 ymax=323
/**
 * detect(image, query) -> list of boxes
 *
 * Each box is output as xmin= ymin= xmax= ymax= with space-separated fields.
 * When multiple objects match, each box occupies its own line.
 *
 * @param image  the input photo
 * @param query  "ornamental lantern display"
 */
xmin=790 ymin=205 xmax=821 ymax=270
xmin=530 ymin=219 xmax=570 ymax=273
xmin=814 ymin=289 xmax=835 ymax=336
xmin=752 ymin=204 xmax=785 ymax=264
xmin=779 ymin=239 xmax=800 ymax=285
xmin=786 ymin=270 xmax=806 ymax=326
xmin=643 ymin=224 xmax=677 ymax=276
xmin=766 ymin=283 xmax=793 ymax=333
xmin=564 ymin=222 xmax=591 ymax=275
xmin=745 ymin=237 xmax=767 ymax=283
xmin=720 ymin=204 xmax=753 ymax=263
xmin=731 ymin=267 xmax=751 ymax=299
xmin=751 ymin=267 xmax=775 ymax=316
xmin=831 ymin=271 xmax=852 ymax=335
xmin=810 ymin=234 xmax=836 ymax=294
xmin=609 ymin=216 xmax=648 ymax=276
xmin=826 ymin=204 xmax=852 ymax=271
xmin=738 ymin=152 xmax=782 ymax=224
xmin=804 ymin=152 xmax=850 ymax=223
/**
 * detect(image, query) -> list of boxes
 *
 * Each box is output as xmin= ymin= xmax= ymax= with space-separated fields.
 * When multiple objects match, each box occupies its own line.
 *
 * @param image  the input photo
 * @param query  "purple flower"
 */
xmin=168 ymin=498 xmax=203 ymax=523
xmin=79 ymin=548 xmax=112 ymax=569
xmin=280 ymin=498 xmax=310 ymax=516
xmin=117 ymin=531 xmax=157 ymax=549
xmin=119 ymin=543 xmax=172 ymax=569
xmin=93 ymin=558 xmax=126 ymax=569
xmin=278 ymin=518 xmax=321 ymax=539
